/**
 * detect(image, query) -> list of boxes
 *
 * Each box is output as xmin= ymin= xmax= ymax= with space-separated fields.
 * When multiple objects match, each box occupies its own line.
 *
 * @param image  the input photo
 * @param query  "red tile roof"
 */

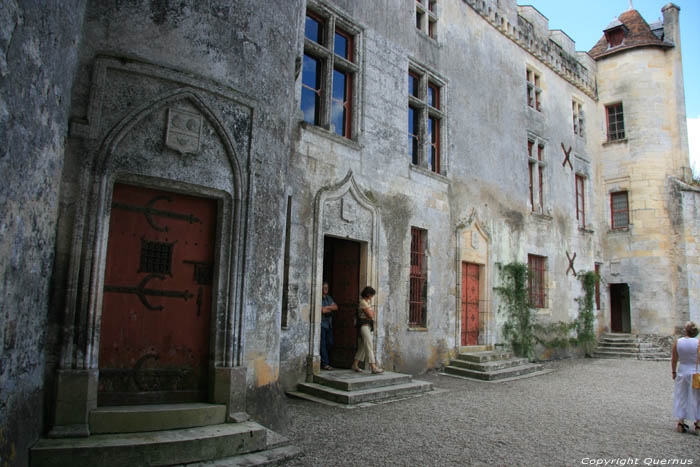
xmin=588 ymin=9 xmax=672 ymax=60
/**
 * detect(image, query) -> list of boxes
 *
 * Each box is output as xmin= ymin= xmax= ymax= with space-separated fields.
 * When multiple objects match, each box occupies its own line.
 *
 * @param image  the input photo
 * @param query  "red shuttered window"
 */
xmin=611 ymin=191 xmax=629 ymax=229
xmin=528 ymin=254 xmax=547 ymax=309
xmin=409 ymin=227 xmax=427 ymax=327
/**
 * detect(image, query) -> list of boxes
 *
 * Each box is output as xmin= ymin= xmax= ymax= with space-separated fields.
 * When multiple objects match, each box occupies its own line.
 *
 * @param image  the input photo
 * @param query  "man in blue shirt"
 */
xmin=321 ymin=281 xmax=338 ymax=370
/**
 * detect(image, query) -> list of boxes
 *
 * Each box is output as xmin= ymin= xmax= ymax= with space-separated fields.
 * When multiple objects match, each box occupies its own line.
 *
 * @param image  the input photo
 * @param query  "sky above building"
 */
xmin=520 ymin=0 xmax=700 ymax=173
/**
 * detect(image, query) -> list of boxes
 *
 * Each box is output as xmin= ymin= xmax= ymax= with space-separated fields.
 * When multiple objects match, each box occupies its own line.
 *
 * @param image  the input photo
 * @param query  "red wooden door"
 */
xmin=99 ymin=183 xmax=216 ymax=405
xmin=323 ymin=237 xmax=360 ymax=368
xmin=461 ymin=262 xmax=480 ymax=346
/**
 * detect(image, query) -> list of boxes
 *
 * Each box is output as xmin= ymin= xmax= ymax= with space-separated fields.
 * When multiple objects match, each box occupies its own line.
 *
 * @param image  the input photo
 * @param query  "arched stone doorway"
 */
xmin=306 ymin=171 xmax=379 ymax=380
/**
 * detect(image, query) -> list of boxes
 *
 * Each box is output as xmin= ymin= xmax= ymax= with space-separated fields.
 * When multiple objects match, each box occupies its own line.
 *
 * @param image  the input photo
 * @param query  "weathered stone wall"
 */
xmin=0 ymin=1 xmax=86 ymax=464
xmin=280 ymin=0 xmax=603 ymax=388
xmin=597 ymin=41 xmax=688 ymax=335
xmin=47 ymin=0 xmax=302 ymax=432
xmin=677 ymin=181 xmax=700 ymax=325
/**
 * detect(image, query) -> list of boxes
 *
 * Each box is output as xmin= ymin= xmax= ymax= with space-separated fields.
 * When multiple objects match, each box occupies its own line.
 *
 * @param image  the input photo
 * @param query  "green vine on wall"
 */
xmin=495 ymin=262 xmax=536 ymax=360
xmin=575 ymin=270 xmax=599 ymax=355
xmin=497 ymin=263 xmax=599 ymax=359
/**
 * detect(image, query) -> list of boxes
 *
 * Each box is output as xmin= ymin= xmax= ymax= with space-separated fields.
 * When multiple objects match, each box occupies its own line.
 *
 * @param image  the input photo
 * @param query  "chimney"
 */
xmin=662 ymin=3 xmax=680 ymax=45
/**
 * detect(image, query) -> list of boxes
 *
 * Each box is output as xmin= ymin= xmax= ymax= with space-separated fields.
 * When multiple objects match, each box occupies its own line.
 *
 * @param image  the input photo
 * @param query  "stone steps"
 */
xmin=290 ymin=370 xmax=433 ymax=406
xmin=456 ymin=350 xmax=513 ymax=363
xmin=31 ymin=404 xmax=301 ymax=466
xmin=449 ymin=356 xmax=529 ymax=372
xmin=181 ymin=445 xmax=303 ymax=466
xmin=444 ymin=350 xmax=545 ymax=382
xmin=595 ymin=345 xmax=658 ymax=352
xmin=31 ymin=422 xmax=269 ymax=467
xmin=89 ymin=403 xmax=227 ymax=434
xmin=592 ymin=333 xmax=670 ymax=361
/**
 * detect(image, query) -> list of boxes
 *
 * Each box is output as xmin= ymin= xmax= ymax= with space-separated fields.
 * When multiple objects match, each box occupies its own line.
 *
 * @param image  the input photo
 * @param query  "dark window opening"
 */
xmin=428 ymin=117 xmax=440 ymax=173
xmin=605 ymin=28 xmax=625 ymax=48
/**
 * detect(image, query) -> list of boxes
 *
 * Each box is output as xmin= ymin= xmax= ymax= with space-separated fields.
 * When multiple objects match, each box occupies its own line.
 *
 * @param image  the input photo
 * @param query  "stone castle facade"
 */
xmin=1 ymin=0 xmax=696 ymax=464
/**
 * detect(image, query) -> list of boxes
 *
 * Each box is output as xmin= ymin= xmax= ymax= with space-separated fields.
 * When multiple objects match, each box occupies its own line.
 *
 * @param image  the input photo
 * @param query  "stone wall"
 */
xmin=0 ymin=1 xmax=86 ymax=464
xmin=280 ymin=0 xmax=603 ymax=388
xmin=597 ymin=41 xmax=688 ymax=334
xmin=46 ymin=0 xmax=302 ymax=433
xmin=677 ymin=180 xmax=700 ymax=325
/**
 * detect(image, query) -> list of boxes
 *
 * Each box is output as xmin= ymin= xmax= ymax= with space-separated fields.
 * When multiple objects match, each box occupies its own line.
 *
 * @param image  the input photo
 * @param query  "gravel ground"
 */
xmin=280 ymin=358 xmax=699 ymax=467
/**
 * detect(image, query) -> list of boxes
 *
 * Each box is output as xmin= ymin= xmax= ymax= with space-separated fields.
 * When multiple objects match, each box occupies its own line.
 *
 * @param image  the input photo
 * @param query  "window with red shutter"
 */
xmin=409 ymin=227 xmax=427 ymax=327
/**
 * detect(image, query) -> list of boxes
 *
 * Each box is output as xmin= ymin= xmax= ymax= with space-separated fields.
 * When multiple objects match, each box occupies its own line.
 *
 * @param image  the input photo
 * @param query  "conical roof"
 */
xmin=589 ymin=9 xmax=672 ymax=59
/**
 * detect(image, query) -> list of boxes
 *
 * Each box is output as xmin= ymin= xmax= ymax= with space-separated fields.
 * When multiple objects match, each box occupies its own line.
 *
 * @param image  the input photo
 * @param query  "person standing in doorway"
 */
xmin=671 ymin=321 xmax=700 ymax=434
xmin=351 ymin=286 xmax=384 ymax=374
xmin=320 ymin=281 xmax=338 ymax=371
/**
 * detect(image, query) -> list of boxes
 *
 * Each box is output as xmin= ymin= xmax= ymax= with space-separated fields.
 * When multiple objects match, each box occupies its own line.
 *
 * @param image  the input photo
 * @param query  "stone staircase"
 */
xmin=30 ymin=403 xmax=301 ymax=467
xmin=288 ymin=370 xmax=433 ymax=406
xmin=443 ymin=348 xmax=544 ymax=381
xmin=592 ymin=333 xmax=670 ymax=360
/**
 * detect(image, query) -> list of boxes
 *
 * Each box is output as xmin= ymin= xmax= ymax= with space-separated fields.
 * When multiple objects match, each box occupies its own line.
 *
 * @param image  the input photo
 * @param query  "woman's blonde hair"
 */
xmin=685 ymin=321 xmax=699 ymax=338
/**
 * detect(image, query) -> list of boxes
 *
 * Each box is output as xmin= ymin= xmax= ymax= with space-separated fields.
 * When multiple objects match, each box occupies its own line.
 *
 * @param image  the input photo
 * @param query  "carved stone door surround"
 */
xmin=455 ymin=209 xmax=492 ymax=349
xmin=51 ymin=56 xmax=252 ymax=436
xmin=307 ymin=171 xmax=380 ymax=381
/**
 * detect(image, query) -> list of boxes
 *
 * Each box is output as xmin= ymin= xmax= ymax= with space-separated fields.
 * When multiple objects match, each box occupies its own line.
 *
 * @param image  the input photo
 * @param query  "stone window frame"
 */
xmin=527 ymin=135 xmax=547 ymax=214
xmin=526 ymin=67 xmax=542 ymax=112
xmin=415 ymin=0 xmax=438 ymax=39
xmin=572 ymin=98 xmax=584 ymax=137
xmin=528 ymin=254 xmax=548 ymax=309
xmin=605 ymin=102 xmax=626 ymax=142
xmin=408 ymin=60 xmax=446 ymax=175
xmin=301 ymin=2 xmax=362 ymax=140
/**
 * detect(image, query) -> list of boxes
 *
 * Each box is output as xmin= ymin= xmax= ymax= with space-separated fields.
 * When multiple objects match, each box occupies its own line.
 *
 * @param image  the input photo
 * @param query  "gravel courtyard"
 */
xmin=281 ymin=358 xmax=699 ymax=466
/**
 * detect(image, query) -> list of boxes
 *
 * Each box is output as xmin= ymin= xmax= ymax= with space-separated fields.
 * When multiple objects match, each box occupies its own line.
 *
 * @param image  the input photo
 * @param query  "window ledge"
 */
xmin=415 ymin=30 xmax=440 ymax=46
xmin=300 ymin=121 xmax=362 ymax=151
xmin=602 ymin=138 xmax=628 ymax=146
xmin=409 ymin=164 xmax=448 ymax=183
xmin=531 ymin=212 xmax=552 ymax=221
xmin=579 ymin=227 xmax=595 ymax=234
xmin=408 ymin=327 xmax=428 ymax=332
xmin=608 ymin=226 xmax=630 ymax=234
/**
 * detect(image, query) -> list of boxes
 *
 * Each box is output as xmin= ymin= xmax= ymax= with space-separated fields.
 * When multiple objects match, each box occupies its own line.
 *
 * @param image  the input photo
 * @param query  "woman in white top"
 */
xmin=671 ymin=321 xmax=700 ymax=434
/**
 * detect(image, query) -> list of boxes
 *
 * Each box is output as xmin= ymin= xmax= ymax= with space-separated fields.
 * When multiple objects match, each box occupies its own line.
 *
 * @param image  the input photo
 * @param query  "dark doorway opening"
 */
xmin=323 ymin=236 xmax=360 ymax=368
xmin=610 ymin=283 xmax=631 ymax=333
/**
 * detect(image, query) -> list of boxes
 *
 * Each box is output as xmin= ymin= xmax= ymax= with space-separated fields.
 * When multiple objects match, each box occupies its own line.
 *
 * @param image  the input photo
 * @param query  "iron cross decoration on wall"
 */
xmin=561 ymin=143 xmax=573 ymax=170
xmin=566 ymin=251 xmax=577 ymax=276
